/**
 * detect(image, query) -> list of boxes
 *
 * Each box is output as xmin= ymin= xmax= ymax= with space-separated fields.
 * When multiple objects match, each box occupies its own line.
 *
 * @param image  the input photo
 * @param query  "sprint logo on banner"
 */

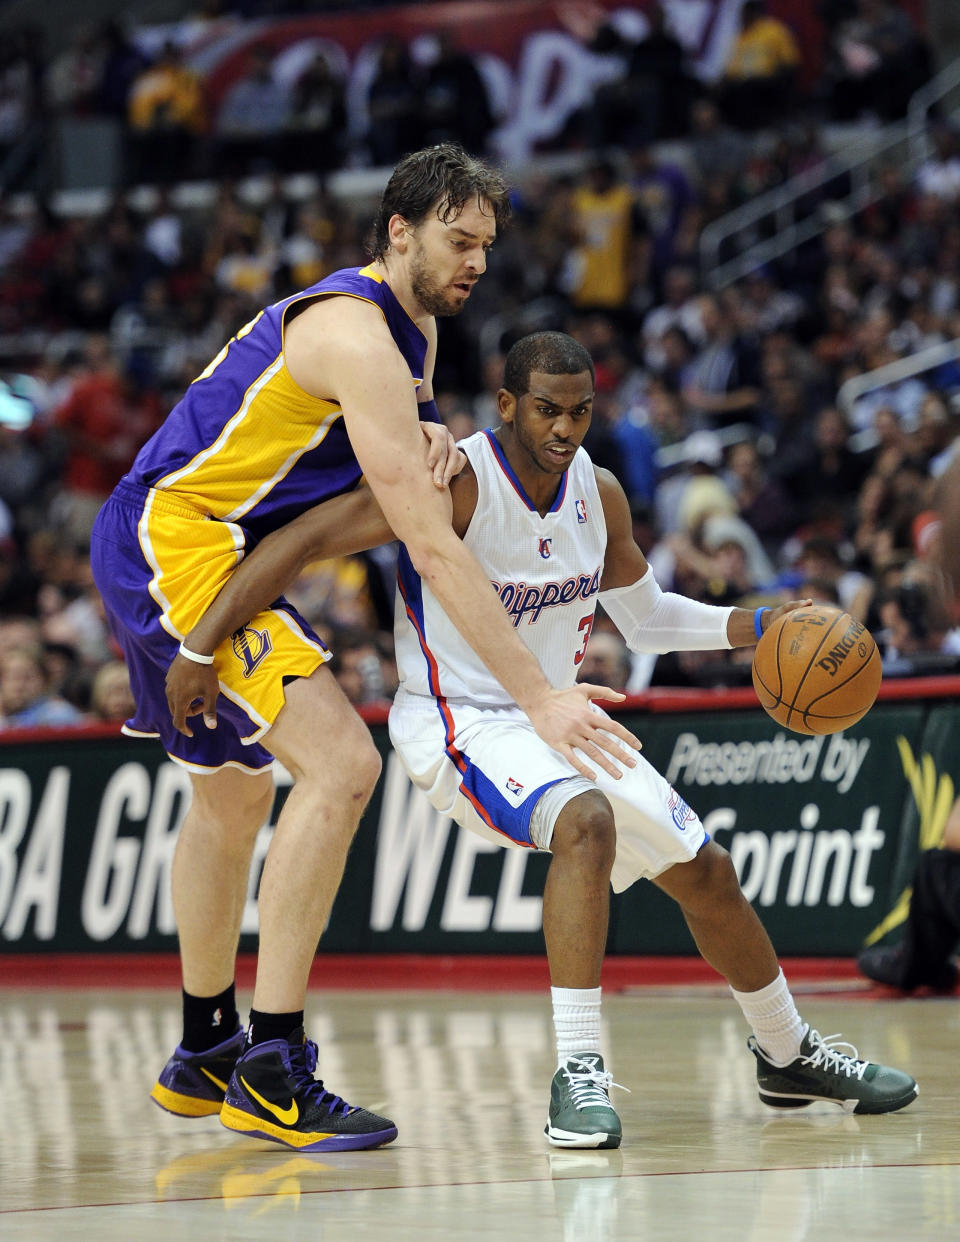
xmin=662 ymin=730 xmax=884 ymax=911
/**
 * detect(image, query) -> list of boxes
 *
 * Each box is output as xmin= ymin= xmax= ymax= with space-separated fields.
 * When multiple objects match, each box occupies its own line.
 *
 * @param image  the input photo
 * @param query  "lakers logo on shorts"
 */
xmin=232 ymin=625 xmax=273 ymax=677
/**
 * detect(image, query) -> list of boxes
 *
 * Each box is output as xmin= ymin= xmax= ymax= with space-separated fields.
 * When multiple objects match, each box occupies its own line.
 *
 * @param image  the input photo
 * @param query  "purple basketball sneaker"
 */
xmin=151 ymin=1026 xmax=245 ymax=1117
xmin=220 ymin=1027 xmax=398 ymax=1151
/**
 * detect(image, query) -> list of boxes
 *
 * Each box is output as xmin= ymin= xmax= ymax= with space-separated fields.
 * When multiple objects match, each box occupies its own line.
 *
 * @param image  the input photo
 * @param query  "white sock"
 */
xmin=551 ymin=985 xmax=602 ymax=1067
xmin=731 ymin=969 xmax=805 ymax=1066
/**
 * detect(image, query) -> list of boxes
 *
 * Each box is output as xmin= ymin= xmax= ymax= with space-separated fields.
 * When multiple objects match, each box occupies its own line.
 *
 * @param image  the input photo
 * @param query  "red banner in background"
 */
xmin=133 ymin=0 xmax=930 ymax=169
xmin=130 ymin=1 xmax=758 ymax=165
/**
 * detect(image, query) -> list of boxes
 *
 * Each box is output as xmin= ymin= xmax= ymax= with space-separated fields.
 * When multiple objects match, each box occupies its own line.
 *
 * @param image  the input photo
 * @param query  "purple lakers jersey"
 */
xmin=124 ymin=266 xmax=429 ymax=540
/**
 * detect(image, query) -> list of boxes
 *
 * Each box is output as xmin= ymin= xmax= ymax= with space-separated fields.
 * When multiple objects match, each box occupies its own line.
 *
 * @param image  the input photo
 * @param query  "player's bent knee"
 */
xmin=660 ymin=840 xmax=744 ymax=915
xmin=353 ymin=736 xmax=383 ymax=799
xmin=693 ymin=841 xmax=744 ymax=905
xmin=296 ymin=730 xmax=381 ymax=803
xmin=339 ymin=720 xmax=381 ymax=793
xmin=273 ymin=701 xmax=381 ymax=793
xmin=234 ymin=781 xmax=277 ymax=835
xmin=552 ymin=791 xmax=616 ymax=868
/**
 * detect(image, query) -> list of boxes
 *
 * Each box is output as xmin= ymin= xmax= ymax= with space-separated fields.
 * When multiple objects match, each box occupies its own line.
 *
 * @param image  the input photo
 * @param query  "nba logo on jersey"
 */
xmin=506 ymin=776 xmax=524 ymax=796
xmin=538 ymin=538 xmax=552 ymax=559
xmin=232 ymin=624 xmax=273 ymax=677
xmin=575 ymin=499 xmax=587 ymax=524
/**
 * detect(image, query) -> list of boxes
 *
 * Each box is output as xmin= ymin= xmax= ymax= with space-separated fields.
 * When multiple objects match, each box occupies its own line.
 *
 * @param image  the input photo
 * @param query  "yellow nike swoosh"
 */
xmin=240 ymin=1076 xmax=299 ymax=1125
xmin=200 ymin=1067 xmax=228 ymax=1092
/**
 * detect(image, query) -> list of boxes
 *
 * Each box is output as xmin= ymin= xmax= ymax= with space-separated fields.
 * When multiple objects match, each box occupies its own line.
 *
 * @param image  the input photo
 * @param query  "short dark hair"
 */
xmin=502 ymin=331 xmax=595 ymax=398
xmin=368 ymin=143 xmax=511 ymax=260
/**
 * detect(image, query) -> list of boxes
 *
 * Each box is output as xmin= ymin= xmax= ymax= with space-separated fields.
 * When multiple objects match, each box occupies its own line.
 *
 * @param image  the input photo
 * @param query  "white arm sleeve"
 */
xmin=599 ymin=568 xmax=734 ymax=654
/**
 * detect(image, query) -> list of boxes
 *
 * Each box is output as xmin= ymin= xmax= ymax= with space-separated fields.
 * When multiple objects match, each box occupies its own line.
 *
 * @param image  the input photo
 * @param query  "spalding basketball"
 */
xmin=752 ymin=605 xmax=882 ymax=735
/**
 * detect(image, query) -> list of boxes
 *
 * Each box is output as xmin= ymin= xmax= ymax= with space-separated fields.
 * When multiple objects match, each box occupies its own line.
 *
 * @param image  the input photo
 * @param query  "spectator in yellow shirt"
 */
xmin=126 ymin=41 xmax=207 ymax=183
xmin=568 ymin=159 xmax=643 ymax=316
xmin=718 ymin=1 xmax=800 ymax=130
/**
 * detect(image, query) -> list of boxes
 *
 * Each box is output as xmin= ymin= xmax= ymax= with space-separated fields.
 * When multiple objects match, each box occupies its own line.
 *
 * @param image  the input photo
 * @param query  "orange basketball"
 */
xmin=752 ymin=605 xmax=882 ymax=735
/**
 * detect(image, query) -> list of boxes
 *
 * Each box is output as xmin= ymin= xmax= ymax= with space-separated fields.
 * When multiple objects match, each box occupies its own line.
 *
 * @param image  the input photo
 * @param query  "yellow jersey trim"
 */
xmin=155 ymin=354 xmax=286 ymax=493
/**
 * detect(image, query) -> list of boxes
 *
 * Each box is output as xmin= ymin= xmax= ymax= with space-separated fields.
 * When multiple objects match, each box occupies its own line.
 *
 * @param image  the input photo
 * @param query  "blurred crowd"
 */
xmin=0 ymin=1 xmax=958 ymax=729
xmin=0 ymin=0 xmax=935 ymax=189
xmin=0 ymin=0 xmax=495 ymax=188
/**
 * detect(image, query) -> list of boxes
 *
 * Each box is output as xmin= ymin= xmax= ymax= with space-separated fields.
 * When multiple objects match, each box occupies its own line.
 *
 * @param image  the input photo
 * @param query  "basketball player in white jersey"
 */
xmin=166 ymin=331 xmax=918 ymax=1147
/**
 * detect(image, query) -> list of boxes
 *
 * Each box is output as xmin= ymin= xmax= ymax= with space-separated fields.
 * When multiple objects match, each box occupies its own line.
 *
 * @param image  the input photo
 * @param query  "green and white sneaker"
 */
xmin=545 ymin=1054 xmax=623 ymax=1149
xmin=748 ymin=1025 xmax=918 ymax=1115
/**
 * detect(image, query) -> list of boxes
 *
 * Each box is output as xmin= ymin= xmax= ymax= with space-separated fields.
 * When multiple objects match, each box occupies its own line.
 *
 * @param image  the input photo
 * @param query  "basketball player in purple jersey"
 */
xmin=166 ymin=331 xmax=917 ymax=1148
xmin=90 ymin=147 xmax=642 ymax=1153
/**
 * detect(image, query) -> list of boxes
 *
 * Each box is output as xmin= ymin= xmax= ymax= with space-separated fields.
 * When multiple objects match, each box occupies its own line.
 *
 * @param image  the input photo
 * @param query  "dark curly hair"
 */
xmin=368 ymin=143 xmax=511 ymax=260
xmin=502 ymin=332 xmax=595 ymax=398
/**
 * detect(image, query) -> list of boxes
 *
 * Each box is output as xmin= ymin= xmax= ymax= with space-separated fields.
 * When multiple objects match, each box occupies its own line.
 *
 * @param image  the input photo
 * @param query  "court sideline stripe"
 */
xmin=0 ymin=953 xmax=865 ymax=990
xmin=2 ymin=1160 xmax=958 ymax=1217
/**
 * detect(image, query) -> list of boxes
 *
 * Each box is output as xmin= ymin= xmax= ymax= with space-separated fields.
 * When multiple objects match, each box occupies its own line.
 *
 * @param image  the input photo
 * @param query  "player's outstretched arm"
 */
xmin=166 ymin=484 xmax=395 ymax=736
xmin=596 ymin=468 xmax=810 ymax=651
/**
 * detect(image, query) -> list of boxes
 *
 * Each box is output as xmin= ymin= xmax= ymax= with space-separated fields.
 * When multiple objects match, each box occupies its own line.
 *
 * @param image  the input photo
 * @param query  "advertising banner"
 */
xmin=0 ymin=684 xmax=954 ymax=956
xmin=133 ymin=0 xmax=851 ymax=165
xmin=610 ymin=704 xmax=927 ymax=955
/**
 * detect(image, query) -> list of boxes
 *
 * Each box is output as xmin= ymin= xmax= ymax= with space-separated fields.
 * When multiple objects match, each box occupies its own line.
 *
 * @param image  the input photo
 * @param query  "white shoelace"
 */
xmin=800 ymin=1029 xmax=869 ymax=1081
xmin=561 ymin=1055 xmax=629 ymax=1110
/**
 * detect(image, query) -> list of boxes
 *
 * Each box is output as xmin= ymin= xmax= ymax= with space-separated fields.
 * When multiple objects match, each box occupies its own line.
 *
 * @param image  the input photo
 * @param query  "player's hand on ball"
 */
xmin=758 ymin=598 xmax=813 ymax=640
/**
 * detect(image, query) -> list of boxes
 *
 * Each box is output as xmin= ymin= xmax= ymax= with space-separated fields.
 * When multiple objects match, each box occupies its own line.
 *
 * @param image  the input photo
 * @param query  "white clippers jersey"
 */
xmin=394 ymin=428 xmax=607 ymax=706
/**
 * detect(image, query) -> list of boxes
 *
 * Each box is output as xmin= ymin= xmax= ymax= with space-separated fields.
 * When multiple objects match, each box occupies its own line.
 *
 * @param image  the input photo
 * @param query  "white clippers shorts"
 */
xmin=388 ymin=692 xmax=707 ymax=894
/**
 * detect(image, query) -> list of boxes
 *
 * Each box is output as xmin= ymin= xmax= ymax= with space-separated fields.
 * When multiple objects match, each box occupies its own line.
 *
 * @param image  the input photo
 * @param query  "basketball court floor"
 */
xmin=2 ymin=961 xmax=958 ymax=1241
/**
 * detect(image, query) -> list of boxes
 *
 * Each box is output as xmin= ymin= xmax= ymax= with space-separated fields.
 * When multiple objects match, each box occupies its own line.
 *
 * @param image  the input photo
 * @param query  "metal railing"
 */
xmin=836 ymin=338 xmax=960 ymax=421
xmin=700 ymin=125 xmax=908 ymax=288
xmin=908 ymin=57 xmax=960 ymax=165
xmin=700 ymin=58 xmax=960 ymax=288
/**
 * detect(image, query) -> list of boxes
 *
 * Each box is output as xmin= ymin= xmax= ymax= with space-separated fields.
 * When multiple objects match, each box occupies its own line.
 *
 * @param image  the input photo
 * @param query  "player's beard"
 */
xmin=409 ymin=247 xmax=467 ymax=318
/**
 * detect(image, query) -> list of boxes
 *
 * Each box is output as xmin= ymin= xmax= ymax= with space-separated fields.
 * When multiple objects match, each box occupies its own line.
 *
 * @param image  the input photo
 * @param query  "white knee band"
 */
xmin=530 ymin=777 xmax=596 ymax=850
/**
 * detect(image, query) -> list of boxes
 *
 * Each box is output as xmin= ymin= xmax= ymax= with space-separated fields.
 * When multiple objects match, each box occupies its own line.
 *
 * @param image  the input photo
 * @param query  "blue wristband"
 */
xmin=754 ymin=607 xmax=771 ymax=640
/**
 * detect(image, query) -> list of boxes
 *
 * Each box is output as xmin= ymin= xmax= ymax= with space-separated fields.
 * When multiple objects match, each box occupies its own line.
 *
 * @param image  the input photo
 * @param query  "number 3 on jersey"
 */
xmin=574 ymin=614 xmax=594 ymax=665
